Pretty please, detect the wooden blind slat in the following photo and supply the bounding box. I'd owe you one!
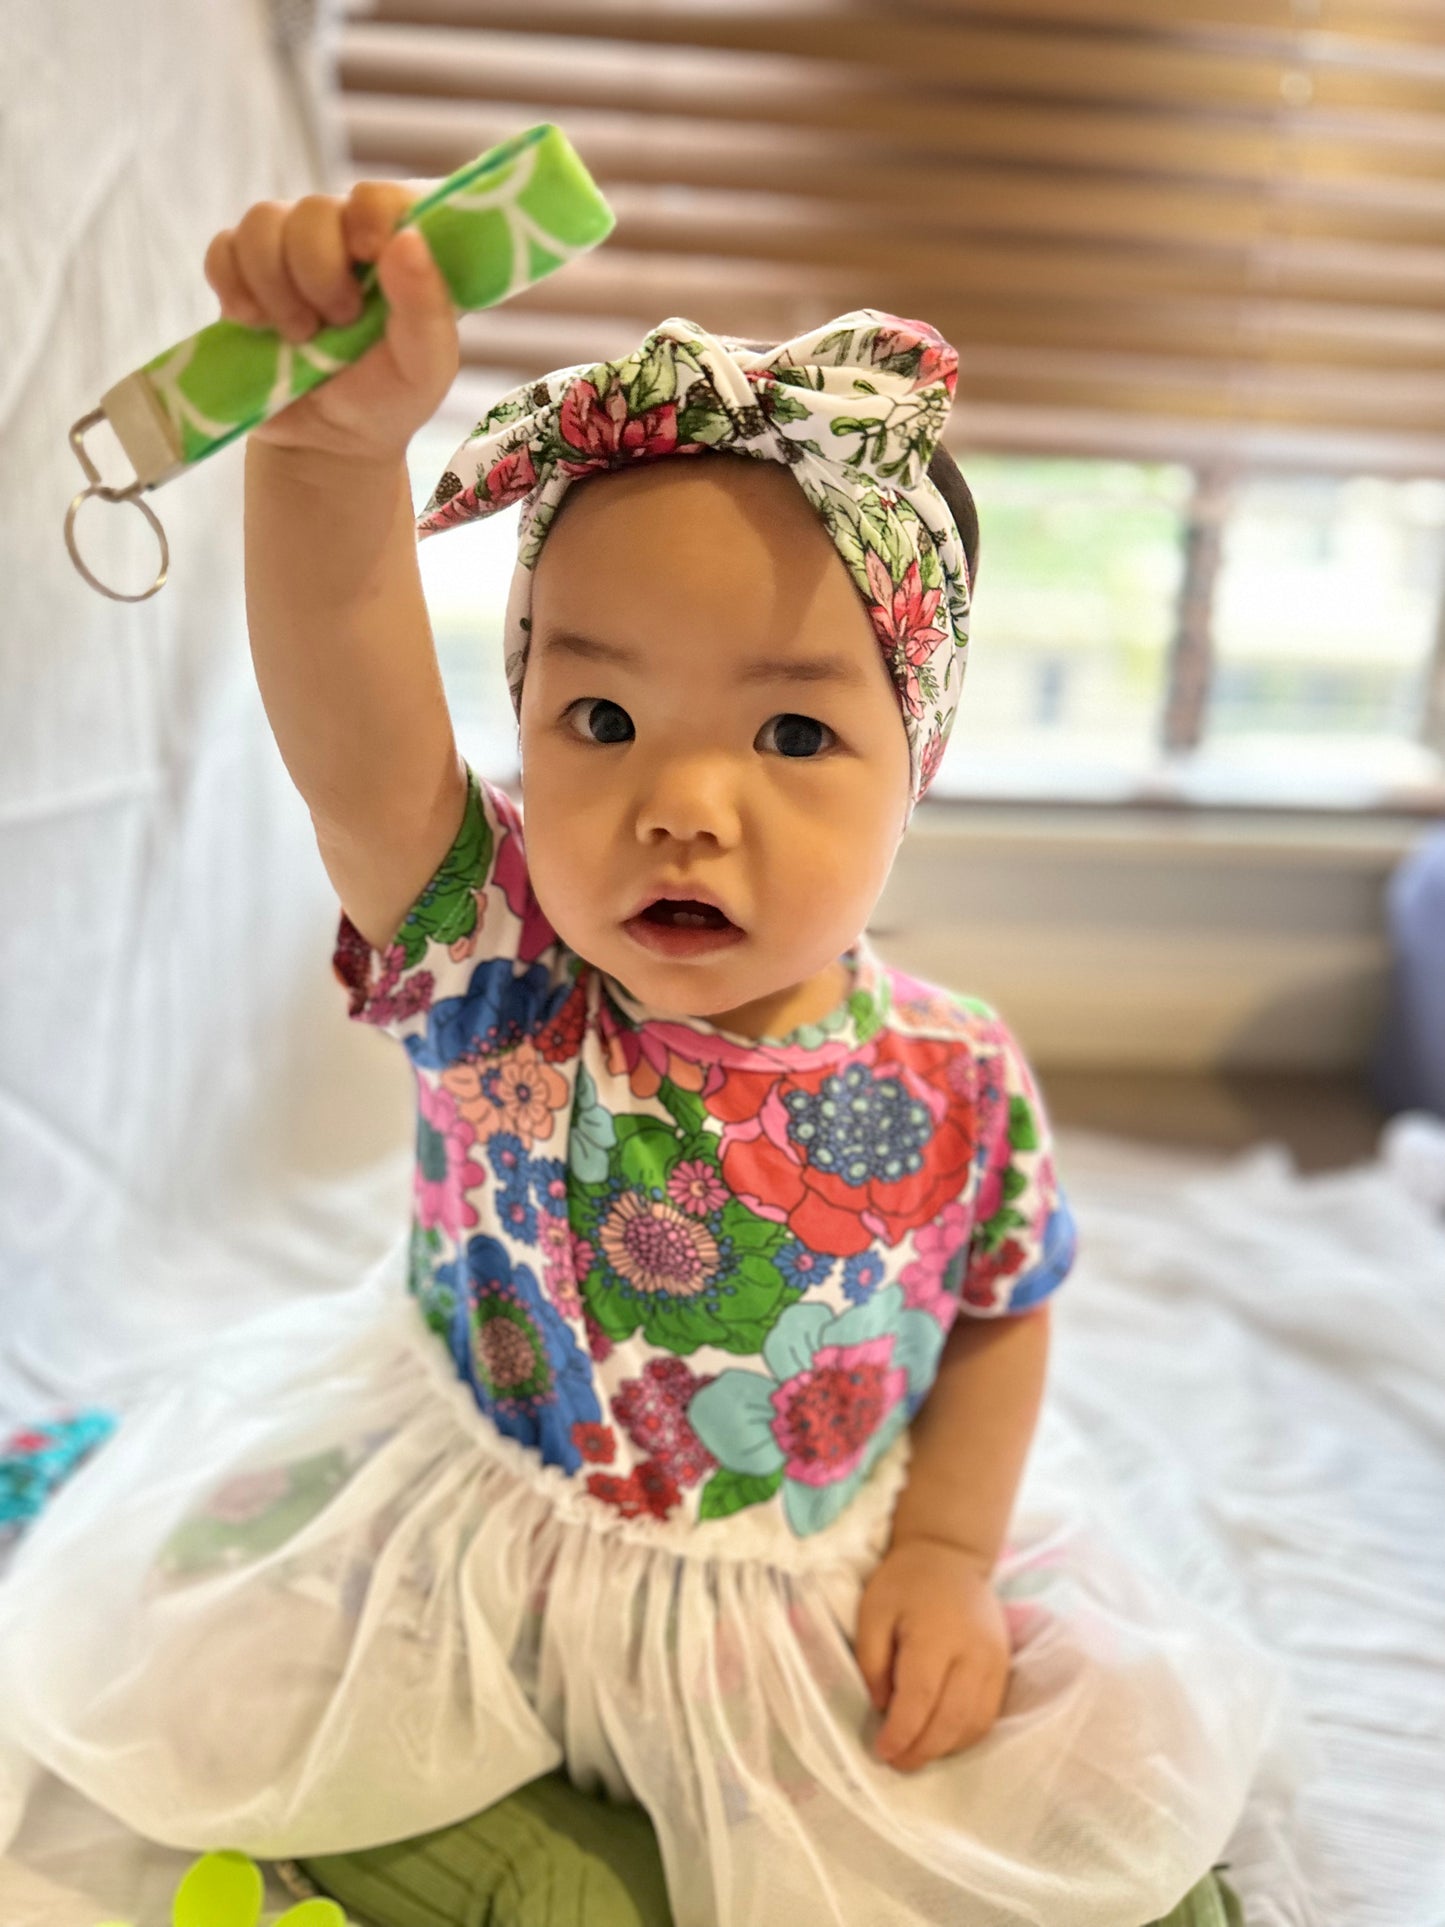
[339,26,1445,197]
[334,0,1445,469]
[349,4,1445,115]
[343,98,1445,254]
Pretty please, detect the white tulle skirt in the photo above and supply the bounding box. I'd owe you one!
[0,1228,1301,1927]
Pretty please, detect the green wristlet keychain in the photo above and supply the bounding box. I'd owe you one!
[64,122,614,602]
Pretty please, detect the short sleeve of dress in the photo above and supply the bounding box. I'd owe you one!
[958,1006,1079,1318]
[330,761,562,1049]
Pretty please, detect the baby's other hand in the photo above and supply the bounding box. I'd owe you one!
[853,1537,1012,1772]
[203,179,460,467]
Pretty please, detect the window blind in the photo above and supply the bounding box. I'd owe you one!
[335,0,1445,478]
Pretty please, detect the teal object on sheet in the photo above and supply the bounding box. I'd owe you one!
[286,1767,1244,1927]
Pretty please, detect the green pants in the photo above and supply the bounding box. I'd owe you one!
[277,1767,1246,1927]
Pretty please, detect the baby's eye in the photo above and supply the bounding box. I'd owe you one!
[759,713,835,759]
[565,697,633,745]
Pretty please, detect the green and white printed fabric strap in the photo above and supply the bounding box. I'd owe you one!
[131,125,613,474]
[414,311,972,820]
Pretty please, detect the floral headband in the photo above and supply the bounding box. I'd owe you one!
[414,309,971,821]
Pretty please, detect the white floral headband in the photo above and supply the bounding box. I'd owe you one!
[415,309,971,822]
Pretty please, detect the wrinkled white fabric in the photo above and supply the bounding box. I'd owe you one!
[0,1215,1297,1927]
[0,0,395,1423]
[9,1113,1445,1926]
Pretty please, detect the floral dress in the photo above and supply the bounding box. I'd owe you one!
[329,763,1079,1539]
[0,764,1293,1927]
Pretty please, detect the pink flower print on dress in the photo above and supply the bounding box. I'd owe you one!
[597,1192,722,1302]
[414,1078,485,1237]
[689,1285,944,1535]
[667,1159,728,1218]
[598,997,713,1105]
[898,1200,971,1321]
[770,1336,909,1489]
[489,785,560,966]
[611,1357,718,1489]
[538,1211,583,1320]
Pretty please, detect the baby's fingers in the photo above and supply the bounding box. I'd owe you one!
[222,200,324,343]
[888,1658,984,1772]
[852,1590,898,1715]
[281,194,367,329]
[341,178,430,264]
[203,226,267,328]
[874,1635,947,1766]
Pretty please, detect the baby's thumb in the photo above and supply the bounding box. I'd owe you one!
[375,226,459,392]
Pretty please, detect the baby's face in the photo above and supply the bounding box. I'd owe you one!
[516,454,911,1041]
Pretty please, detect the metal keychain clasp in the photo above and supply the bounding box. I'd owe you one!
[65,407,170,602]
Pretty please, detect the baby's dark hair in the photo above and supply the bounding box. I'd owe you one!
[926,443,980,591]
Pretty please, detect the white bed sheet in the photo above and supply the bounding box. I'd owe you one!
[1,1118,1442,1927]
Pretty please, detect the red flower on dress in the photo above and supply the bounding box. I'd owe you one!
[586,1459,682,1521]
[962,1235,1026,1310]
[570,1420,617,1464]
[534,977,588,1064]
[708,1036,978,1258]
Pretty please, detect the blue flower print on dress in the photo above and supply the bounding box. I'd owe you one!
[403,954,574,1072]
[686,1283,945,1536]
[488,1132,540,1243]
[774,1241,835,1294]
[440,1234,602,1474]
[840,1248,888,1305]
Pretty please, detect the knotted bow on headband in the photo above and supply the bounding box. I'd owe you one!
[414,309,971,820]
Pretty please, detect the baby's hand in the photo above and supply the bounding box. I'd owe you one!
[203,180,460,467]
[853,1537,1012,1772]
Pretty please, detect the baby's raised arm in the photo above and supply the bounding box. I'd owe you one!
[210,182,470,951]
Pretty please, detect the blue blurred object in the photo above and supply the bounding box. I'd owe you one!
[0,1408,117,1549]
[1370,824,1445,1121]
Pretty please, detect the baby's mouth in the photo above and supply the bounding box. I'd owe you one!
[638,899,736,930]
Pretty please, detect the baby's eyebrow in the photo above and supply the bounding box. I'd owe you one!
[539,627,869,689]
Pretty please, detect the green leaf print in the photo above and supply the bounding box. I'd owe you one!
[1008,1093,1039,1152]
[656,1078,707,1138]
[626,346,678,415]
[615,1115,679,1193]
[976,1205,1030,1252]
[760,382,811,424]
[393,776,492,970]
[571,1105,804,1355]
[717,1199,787,1255]
[674,399,736,447]
[1002,1166,1029,1203]
[698,1466,784,1521]
[850,988,883,1046]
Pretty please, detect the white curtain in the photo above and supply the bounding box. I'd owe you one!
[0,0,416,1427]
